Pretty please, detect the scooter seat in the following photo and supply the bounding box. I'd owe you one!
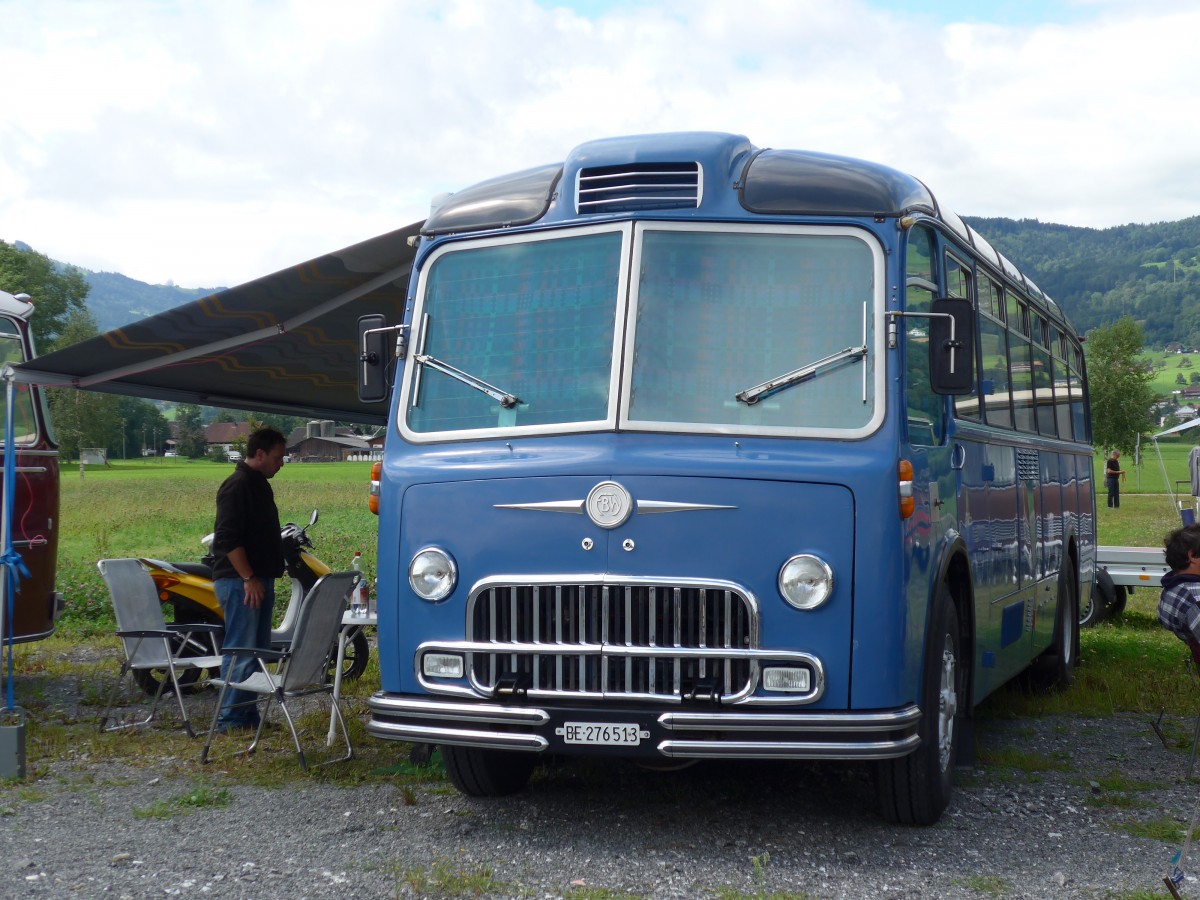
[172,562,214,579]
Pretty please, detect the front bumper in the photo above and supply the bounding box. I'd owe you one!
[367,693,921,760]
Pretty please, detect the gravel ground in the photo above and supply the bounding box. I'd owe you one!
[3,661,1200,899]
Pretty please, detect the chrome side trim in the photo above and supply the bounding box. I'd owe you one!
[635,500,736,514]
[0,448,59,457]
[494,500,585,514]
[495,498,736,516]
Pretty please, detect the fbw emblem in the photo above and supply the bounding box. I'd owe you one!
[585,481,633,529]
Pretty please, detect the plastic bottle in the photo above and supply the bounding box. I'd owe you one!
[350,552,365,616]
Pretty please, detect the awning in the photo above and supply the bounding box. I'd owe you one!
[11,221,423,425]
[1154,417,1200,439]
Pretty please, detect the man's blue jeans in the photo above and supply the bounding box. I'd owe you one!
[215,578,275,729]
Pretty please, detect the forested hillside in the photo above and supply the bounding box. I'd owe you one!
[965,216,1200,348]
[83,269,219,330]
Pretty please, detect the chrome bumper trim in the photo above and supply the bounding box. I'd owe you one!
[657,735,921,760]
[366,720,549,752]
[658,704,921,732]
[367,694,921,760]
[367,694,550,726]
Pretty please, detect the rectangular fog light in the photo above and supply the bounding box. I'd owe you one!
[423,653,464,678]
[763,667,811,692]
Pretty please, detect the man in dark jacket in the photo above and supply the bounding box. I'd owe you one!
[1158,524,1200,650]
[211,427,287,732]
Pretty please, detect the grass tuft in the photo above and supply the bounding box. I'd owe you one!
[133,786,231,819]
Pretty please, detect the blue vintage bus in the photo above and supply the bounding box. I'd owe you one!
[359,132,1094,824]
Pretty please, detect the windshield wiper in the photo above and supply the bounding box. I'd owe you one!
[735,344,867,406]
[414,354,522,409]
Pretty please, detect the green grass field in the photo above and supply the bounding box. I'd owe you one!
[1143,349,1200,398]
[56,458,377,624]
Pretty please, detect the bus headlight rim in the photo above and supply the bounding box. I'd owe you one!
[408,547,457,602]
[778,554,834,610]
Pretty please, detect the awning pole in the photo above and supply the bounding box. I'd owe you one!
[1,370,15,711]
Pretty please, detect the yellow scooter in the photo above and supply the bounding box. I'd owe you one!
[135,510,370,695]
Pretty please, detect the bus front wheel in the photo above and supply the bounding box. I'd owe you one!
[876,586,961,826]
[441,745,535,797]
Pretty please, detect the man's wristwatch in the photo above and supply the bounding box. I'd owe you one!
[242,576,254,584]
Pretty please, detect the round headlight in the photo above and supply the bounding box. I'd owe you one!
[408,547,457,601]
[778,555,834,610]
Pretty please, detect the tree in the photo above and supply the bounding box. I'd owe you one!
[45,309,120,461]
[174,403,207,458]
[1086,316,1156,453]
[114,397,170,460]
[0,240,89,344]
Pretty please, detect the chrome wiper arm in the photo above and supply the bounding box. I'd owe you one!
[414,354,522,409]
[735,344,868,406]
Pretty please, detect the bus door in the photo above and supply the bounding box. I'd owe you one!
[0,301,61,643]
[902,227,955,597]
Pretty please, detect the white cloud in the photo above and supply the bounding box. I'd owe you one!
[1,0,1198,288]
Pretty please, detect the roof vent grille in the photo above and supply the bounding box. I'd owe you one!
[576,162,701,214]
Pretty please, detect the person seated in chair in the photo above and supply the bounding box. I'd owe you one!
[1158,524,1200,653]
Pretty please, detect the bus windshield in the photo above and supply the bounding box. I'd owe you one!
[403,224,882,439]
[625,226,879,434]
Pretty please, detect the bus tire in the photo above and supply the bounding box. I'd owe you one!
[876,585,961,825]
[441,745,535,797]
[1079,576,1104,629]
[1027,571,1078,692]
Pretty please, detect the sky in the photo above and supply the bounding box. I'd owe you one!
[3,0,1199,289]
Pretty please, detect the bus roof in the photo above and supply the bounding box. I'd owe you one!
[421,131,1067,330]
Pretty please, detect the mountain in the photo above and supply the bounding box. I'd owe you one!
[964,215,1200,348]
[81,269,223,331]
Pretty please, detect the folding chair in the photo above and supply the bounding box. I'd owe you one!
[97,558,224,738]
[200,570,359,770]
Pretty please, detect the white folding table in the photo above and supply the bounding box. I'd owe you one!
[328,610,376,745]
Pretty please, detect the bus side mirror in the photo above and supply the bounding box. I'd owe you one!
[358,314,389,403]
[929,298,975,396]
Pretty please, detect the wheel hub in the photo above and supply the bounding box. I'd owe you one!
[937,636,957,771]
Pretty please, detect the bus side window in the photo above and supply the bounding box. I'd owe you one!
[1008,299,1037,434]
[904,226,944,446]
[977,276,1013,429]
[946,253,981,422]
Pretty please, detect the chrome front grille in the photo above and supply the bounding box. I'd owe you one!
[466,581,757,701]
[576,162,701,214]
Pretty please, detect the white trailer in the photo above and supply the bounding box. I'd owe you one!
[1083,544,1169,627]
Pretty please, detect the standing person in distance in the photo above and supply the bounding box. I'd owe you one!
[1105,449,1126,509]
[211,427,288,733]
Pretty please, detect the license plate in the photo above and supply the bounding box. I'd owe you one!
[558,722,643,746]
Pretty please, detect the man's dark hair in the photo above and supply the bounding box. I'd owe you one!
[1165,524,1200,571]
[246,427,286,459]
